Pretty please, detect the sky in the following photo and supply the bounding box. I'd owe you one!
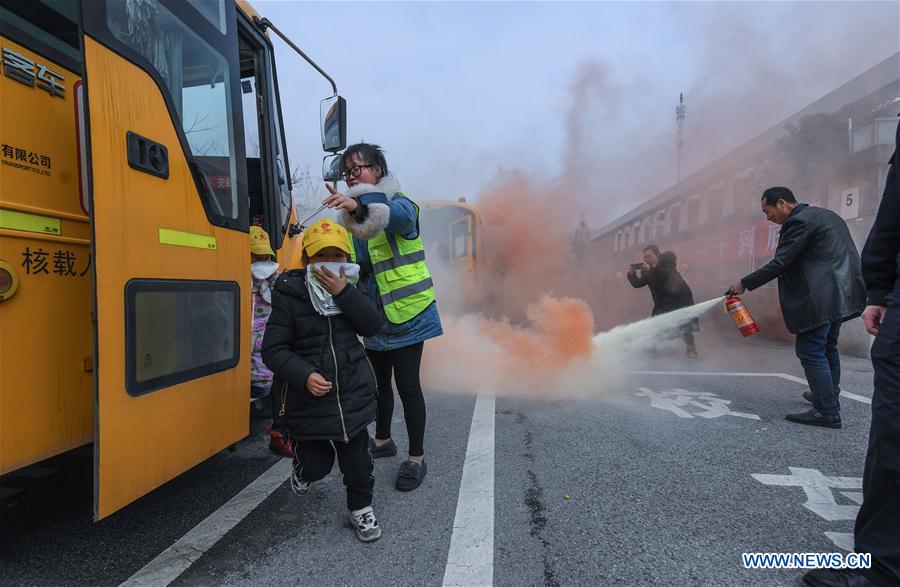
[259,0,899,227]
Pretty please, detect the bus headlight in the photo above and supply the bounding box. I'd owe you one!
[0,260,19,301]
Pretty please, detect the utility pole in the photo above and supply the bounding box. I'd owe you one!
[675,93,686,182]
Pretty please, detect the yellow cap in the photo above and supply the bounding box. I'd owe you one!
[250,226,275,256]
[303,219,350,257]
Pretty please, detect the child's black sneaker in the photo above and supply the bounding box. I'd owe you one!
[290,466,311,495]
[349,506,382,542]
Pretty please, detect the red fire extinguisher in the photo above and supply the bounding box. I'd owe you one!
[724,295,760,337]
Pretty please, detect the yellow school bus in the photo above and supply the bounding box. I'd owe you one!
[0,0,346,519]
[420,199,483,306]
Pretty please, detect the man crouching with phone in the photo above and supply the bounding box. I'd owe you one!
[626,245,661,306]
[627,244,699,359]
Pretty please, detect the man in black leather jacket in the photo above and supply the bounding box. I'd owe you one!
[728,187,865,429]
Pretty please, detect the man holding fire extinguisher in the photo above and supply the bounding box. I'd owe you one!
[727,187,866,429]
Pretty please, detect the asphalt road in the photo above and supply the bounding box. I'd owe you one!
[0,333,876,586]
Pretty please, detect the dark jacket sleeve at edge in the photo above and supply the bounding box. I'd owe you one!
[860,137,900,306]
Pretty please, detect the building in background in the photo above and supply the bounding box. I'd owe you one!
[590,53,899,355]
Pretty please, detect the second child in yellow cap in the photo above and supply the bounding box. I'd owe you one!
[249,223,291,457]
[250,225,276,259]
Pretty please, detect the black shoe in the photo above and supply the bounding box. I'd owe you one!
[395,459,426,492]
[803,390,813,403]
[803,568,875,587]
[785,408,841,429]
[368,437,397,458]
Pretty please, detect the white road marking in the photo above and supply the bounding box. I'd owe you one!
[628,371,872,405]
[840,491,864,505]
[753,467,862,551]
[752,467,862,521]
[636,387,760,420]
[825,532,855,552]
[443,394,495,587]
[120,458,292,587]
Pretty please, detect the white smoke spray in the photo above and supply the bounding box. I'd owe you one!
[591,297,723,355]
[423,297,725,399]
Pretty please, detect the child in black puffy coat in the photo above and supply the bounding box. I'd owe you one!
[262,219,383,542]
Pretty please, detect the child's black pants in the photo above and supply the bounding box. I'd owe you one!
[292,429,373,511]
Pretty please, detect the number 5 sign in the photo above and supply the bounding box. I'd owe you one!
[840,187,860,220]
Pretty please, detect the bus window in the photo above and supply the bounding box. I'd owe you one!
[186,0,227,35]
[237,15,291,248]
[451,217,469,258]
[268,59,291,244]
[105,0,243,228]
[239,38,265,226]
[258,37,291,246]
[126,280,239,396]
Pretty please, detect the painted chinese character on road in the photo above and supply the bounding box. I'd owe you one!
[635,387,760,420]
[752,466,862,551]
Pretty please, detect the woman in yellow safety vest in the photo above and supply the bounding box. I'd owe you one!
[322,143,442,492]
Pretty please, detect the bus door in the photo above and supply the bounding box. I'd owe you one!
[236,9,300,265]
[81,0,253,519]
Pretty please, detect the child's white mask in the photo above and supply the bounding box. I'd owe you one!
[251,260,279,303]
[306,262,361,316]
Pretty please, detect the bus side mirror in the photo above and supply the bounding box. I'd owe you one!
[323,154,343,182]
[320,96,346,152]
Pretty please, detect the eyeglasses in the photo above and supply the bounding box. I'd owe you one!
[341,165,375,181]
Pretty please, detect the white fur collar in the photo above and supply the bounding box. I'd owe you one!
[345,175,403,199]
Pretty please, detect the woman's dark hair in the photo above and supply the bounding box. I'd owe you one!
[342,143,389,178]
[761,187,797,206]
[643,244,660,256]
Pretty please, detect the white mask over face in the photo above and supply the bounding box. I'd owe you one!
[251,260,279,303]
[306,262,361,316]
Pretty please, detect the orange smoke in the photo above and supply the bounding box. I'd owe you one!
[422,61,659,393]
[423,295,594,397]
[476,172,580,320]
[480,296,593,368]
[468,62,627,322]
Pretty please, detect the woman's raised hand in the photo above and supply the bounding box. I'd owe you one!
[323,183,359,213]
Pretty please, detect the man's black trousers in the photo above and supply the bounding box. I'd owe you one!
[854,308,900,585]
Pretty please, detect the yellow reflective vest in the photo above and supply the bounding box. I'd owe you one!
[347,201,435,325]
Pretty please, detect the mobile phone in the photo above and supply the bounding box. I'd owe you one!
[630,263,644,270]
